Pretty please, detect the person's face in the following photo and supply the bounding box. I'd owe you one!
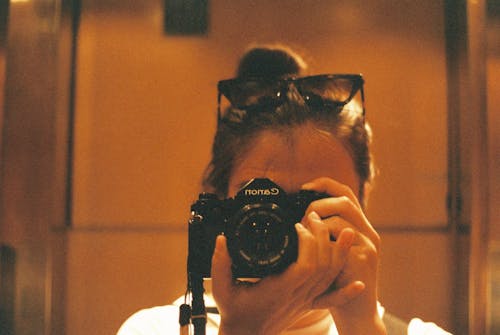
[227,123,361,198]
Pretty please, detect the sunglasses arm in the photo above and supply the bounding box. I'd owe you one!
[217,92,222,123]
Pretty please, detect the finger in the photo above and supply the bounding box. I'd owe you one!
[323,215,351,241]
[322,216,361,244]
[334,228,356,255]
[303,212,355,243]
[211,235,234,300]
[283,223,317,285]
[295,222,317,266]
[319,228,355,288]
[306,197,364,229]
[323,218,380,265]
[302,177,379,248]
[302,177,361,208]
[312,280,366,309]
[304,211,334,297]
[305,197,379,248]
[306,211,331,269]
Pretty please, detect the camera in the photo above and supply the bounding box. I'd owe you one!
[187,178,328,278]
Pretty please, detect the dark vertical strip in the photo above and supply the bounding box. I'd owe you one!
[0,0,8,47]
[0,245,15,335]
[444,1,469,334]
[65,0,81,227]
[444,0,468,231]
[0,0,9,225]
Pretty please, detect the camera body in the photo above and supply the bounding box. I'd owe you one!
[188,178,328,278]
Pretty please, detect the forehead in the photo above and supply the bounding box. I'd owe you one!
[228,125,359,196]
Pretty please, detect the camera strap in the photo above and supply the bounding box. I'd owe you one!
[179,272,207,335]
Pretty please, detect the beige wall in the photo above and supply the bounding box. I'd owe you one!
[0,51,4,147]
[73,0,449,229]
[487,12,500,332]
[69,1,454,334]
[0,1,6,168]
[488,55,500,241]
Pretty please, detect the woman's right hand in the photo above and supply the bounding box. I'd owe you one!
[211,211,364,335]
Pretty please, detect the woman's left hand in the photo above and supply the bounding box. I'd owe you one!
[302,177,386,335]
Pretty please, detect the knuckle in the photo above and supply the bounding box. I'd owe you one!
[300,231,315,244]
[372,233,381,250]
[342,185,355,197]
[318,260,331,274]
[341,196,356,210]
[297,261,316,275]
[315,221,329,236]
[339,195,351,203]
[306,201,321,213]
[361,242,379,260]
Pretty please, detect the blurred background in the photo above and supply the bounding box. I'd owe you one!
[0,0,498,334]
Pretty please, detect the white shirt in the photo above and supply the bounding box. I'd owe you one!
[117,296,452,335]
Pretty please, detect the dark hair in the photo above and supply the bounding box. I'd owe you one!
[236,45,307,78]
[202,44,374,205]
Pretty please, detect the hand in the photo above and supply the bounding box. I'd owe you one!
[302,177,386,335]
[211,211,364,335]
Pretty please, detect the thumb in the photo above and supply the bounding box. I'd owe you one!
[211,235,234,299]
[312,281,366,309]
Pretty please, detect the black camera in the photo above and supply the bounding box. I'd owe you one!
[187,178,328,278]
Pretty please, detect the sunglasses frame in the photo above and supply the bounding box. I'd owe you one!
[217,73,365,122]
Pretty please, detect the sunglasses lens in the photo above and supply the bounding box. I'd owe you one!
[221,79,282,109]
[298,76,359,107]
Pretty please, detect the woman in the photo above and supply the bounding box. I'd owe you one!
[117,45,451,335]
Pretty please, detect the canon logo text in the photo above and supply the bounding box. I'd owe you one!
[244,188,280,196]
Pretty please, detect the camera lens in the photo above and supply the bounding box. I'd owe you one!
[228,203,297,276]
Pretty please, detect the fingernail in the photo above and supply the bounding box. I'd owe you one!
[301,182,314,190]
[295,223,306,231]
[308,211,321,222]
[354,281,366,290]
[215,235,225,252]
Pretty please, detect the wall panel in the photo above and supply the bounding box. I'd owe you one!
[71,0,453,333]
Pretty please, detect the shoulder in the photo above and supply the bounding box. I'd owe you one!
[379,303,452,335]
[117,305,179,335]
[116,303,221,335]
[407,318,453,335]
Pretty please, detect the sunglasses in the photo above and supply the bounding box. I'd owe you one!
[217,74,365,122]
